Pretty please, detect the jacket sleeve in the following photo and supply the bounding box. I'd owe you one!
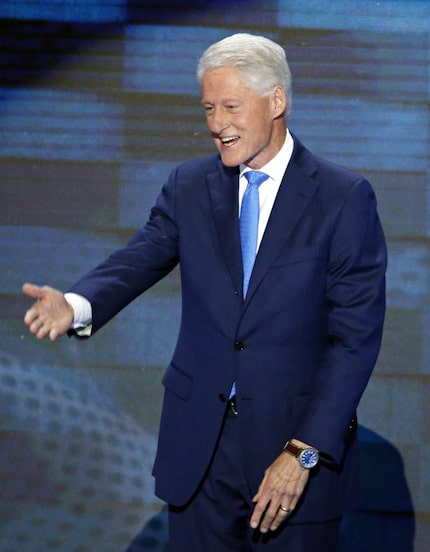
[67,170,180,334]
[293,176,387,465]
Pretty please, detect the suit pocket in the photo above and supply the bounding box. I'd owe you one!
[162,363,192,401]
[272,245,324,267]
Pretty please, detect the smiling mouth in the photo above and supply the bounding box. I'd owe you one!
[220,135,240,147]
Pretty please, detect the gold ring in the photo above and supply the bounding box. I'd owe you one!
[279,506,290,513]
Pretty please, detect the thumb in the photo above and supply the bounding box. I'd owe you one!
[22,283,46,299]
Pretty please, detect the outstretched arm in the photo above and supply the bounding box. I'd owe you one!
[23,283,74,341]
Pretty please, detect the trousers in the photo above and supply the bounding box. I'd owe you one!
[168,405,341,551]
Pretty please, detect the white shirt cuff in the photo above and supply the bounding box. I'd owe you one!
[64,292,93,336]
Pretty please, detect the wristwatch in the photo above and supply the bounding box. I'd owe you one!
[283,440,319,469]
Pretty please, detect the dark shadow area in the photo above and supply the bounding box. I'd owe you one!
[124,507,169,552]
[338,426,415,551]
[126,0,271,26]
[123,426,415,551]
[0,19,123,89]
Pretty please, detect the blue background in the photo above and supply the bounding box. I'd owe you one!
[0,1,428,550]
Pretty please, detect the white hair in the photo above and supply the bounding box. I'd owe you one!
[197,33,292,116]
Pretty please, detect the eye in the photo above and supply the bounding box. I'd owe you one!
[203,105,214,114]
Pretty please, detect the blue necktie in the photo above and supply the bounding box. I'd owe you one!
[240,170,268,298]
[229,170,267,401]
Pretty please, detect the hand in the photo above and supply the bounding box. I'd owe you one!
[250,450,310,533]
[23,283,74,341]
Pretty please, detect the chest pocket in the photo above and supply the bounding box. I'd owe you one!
[271,245,325,268]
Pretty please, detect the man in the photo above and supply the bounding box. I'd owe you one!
[23,33,387,551]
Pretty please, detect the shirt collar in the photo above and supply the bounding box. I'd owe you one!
[240,129,294,182]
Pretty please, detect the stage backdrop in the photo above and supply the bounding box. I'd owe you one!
[0,1,428,551]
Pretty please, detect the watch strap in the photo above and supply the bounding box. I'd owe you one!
[283,441,302,457]
[283,440,319,469]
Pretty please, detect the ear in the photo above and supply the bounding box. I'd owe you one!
[271,85,287,117]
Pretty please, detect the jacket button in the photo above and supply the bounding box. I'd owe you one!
[219,393,226,402]
[234,341,245,351]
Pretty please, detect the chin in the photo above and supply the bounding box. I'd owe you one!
[220,151,243,167]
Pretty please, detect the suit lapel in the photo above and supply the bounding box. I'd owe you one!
[207,161,243,294]
[206,141,320,303]
[245,144,319,302]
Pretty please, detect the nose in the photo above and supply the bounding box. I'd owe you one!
[208,107,229,135]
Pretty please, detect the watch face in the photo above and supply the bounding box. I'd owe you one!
[300,448,319,469]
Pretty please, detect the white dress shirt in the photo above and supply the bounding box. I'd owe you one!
[239,129,294,251]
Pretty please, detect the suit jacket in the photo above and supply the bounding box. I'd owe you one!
[69,134,387,523]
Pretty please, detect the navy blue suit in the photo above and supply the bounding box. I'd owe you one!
[69,135,386,526]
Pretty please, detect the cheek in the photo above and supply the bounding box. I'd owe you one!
[250,119,273,146]
[249,107,272,132]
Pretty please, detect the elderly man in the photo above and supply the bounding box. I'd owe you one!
[24,33,386,551]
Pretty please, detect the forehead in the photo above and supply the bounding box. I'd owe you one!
[201,66,255,100]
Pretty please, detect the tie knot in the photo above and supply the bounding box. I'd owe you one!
[244,170,268,188]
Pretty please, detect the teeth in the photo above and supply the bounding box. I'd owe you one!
[221,136,239,144]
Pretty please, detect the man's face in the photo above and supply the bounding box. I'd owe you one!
[201,66,285,169]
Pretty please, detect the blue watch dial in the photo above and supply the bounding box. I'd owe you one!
[300,448,319,468]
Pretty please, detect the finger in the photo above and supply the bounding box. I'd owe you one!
[29,319,40,334]
[24,307,38,326]
[22,283,45,299]
[250,497,269,529]
[30,317,60,341]
[268,507,291,532]
[250,474,268,528]
[31,319,47,339]
[36,321,56,341]
[48,327,59,342]
[27,311,48,337]
[36,322,48,339]
[258,501,283,533]
[28,313,47,333]
[250,506,264,530]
